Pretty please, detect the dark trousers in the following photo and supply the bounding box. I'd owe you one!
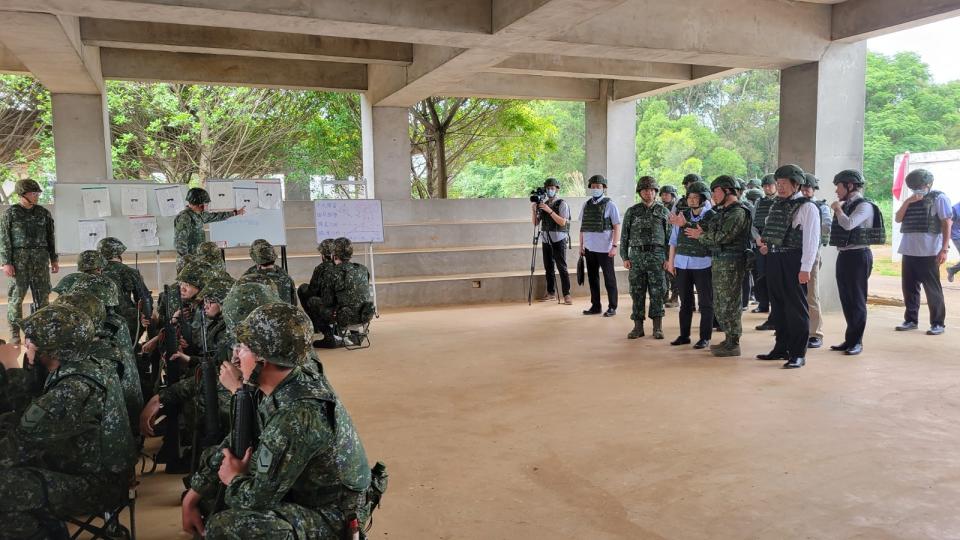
[836,249,872,346]
[902,254,946,326]
[585,249,618,311]
[768,250,809,358]
[741,271,753,308]
[676,267,713,341]
[949,239,960,274]
[753,250,769,310]
[542,238,571,296]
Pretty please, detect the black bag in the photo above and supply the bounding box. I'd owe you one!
[576,255,585,286]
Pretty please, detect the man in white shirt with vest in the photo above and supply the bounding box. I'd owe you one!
[579,174,622,317]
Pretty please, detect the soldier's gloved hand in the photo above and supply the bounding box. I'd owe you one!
[181,489,206,537]
[140,395,162,437]
[2,264,14,278]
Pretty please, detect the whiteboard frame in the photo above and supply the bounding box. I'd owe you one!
[208,179,288,248]
[313,199,385,244]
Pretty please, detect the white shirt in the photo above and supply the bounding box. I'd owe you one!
[835,193,875,251]
[787,192,821,273]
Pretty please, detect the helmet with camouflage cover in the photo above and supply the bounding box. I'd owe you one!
[185,187,211,205]
[686,181,711,202]
[586,174,607,187]
[177,261,210,289]
[802,173,820,190]
[905,168,934,190]
[774,164,806,185]
[682,173,703,187]
[55,291,106,327]
[710,175,738,191]
[235,272,279,295]
[197,241,225,268]
[745,188,764,203]
[659,185,678,196]
[235,302,312,367]
[222,283,281,331]
[23,304,96,356]
[318,238,335,259]
[15,178,42,196]
[77,250,106,273]
[249,239,277,265]
[636,176,659,193]
[68,273,120,307]
[97,237,127,260]
[333,237,353,261]
[197,276,234,304]
[761,173,776,186]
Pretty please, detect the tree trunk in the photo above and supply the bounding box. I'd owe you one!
[435,128,448,199]
[198,107,213,184]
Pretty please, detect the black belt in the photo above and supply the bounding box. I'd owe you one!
[630,245,664,252]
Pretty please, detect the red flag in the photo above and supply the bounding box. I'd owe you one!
[892,152,910,200]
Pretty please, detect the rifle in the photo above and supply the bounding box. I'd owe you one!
[155,285,184,466]
[212,382,257,514]
[192,307,223,473]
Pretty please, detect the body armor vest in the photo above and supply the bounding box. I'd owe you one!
[625,202,669,247]
[540,198,570,234]
[762,197,811,249]
[829,198,886,247]
[753,197,775,233]
[812,200,831,246]
[900,191,944,234]
[712,202,752,258]
[676,209,716,258]
[580,197,613,233]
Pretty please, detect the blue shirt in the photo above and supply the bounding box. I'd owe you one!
[669,211,711,270]
[951,202,960,241]
[898,192,952,257]
[579,197,622,253]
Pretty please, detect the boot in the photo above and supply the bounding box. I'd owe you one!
[712,336,741,357]
[627,320,644,339]
[664,291,680,308]
[710,337,728,351]
[652,317,664,339]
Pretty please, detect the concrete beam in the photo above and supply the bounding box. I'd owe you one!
[0,43,28,74]
[99,48,367,91]
[488,54,695,83]
[611,67,743,102]
[586,81,637,209]
[434,73,600,101]
[0,11,101,93]
[832,0,960,41]
[80,18,412,65]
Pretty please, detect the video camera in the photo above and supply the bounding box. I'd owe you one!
[529,187,547,204]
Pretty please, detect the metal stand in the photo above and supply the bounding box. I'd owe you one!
[527,222,542,305]
[367,243,379,317]
[280,245,288,272]
[155,250,161,291]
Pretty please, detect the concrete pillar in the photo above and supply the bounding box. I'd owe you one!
[585,81,637,211]
[361,94,411,201]
[51,93,112,183]
[778,41,867,311]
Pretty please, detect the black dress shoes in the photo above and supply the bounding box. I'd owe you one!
[783,357,805,369]
[755,321,776,331]
[583,308,601,315]
[670,337,691,346]
[756,351,787,361]
[750,307,769,313]
[603,308,617,317]
[844,343,863,355]
[693,339,710,349]
[807,337,823,348]
[829,343,850,351]
[895,321,918,331]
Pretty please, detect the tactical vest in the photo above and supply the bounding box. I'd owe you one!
[753,197,775,233]
[900,191,944,234]
[762,197,811,249]
[540,198,571,234]
[812,200,831,246]
[712,202,753,259]
[829,198,886,247]
[580,197,613,233]
[625,202,668,248]
[676,209,716,258]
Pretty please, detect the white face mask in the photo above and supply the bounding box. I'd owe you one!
[911,188,929,197]
[546,188,557,198]
[591,188,604,198]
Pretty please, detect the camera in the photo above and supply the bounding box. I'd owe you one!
[529,187,547,204]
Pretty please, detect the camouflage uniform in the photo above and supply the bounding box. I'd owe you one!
[243,240,297,306]
[0,305,135,538]
[99,237,154,342]
[0,180,57,342]
[621,178,670,339]
[174,189,237,266]
[191,304,374,539]
[299,239,337,332]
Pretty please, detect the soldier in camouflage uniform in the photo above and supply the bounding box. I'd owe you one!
[681,176,752,357]
[658,185,681,307]
[1,179,59,344]
[174,187,244,267]
[329,238,374,337]
[243,239,297,306]
[622,177,671,340]
[299,238,337,344]
[183,302,376,539]
[0,304,135,539]
[736,179,757,311]
[98,237,154,343]
[51,249,106,296]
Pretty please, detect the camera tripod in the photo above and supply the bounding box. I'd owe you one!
[527,219,562,306]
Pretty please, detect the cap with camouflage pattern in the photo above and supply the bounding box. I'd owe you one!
[249,239,277,265]
[222,282,282,332]
[77,250,106,273]
[55,291,106,327]
[23,304,96,355]
[235,302,312,367]
[97,237,127,260]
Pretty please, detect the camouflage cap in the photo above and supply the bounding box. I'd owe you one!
[586,174,607,187]
[197,276,234,304]
[15,178,42,196]
[710,175,738,191]
[55,291,106,327]
[23,304,96,355]
[774,164,806,184]
[636,176,659,193]
[222,282,282,332]
[68,273,121,307]
[235,302,312,367]
[177,261,210,288]
[249,239,277,265]
[235,272,279,296]
[682,173,703,187]
[318,238,336,258]
[744,188,764,202]
[186,187,211,205]
[97,237,127,260]
[333,237,353,261]
[761,173,776,186]
[77,250,106,273]
[905,168,934,190]
[833,169,865,186]
[802,173,820,190]
[659,185,678,195]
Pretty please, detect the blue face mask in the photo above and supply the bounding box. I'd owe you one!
[591,188,604,198]
[546,188,557,198]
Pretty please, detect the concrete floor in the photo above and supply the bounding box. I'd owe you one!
[116,294,960,540]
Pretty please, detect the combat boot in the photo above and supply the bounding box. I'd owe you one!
[712,336,741,357]
[710,337,729,351]
[652,317,664,339]
[627,320,644,339]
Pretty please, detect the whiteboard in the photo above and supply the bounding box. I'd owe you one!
[314,199,384,244]
[208,179,288,247]
[54,182,182,254]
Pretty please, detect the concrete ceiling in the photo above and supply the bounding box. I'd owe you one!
[0,0,958,104]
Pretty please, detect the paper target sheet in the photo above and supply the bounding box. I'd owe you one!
[81,187,111,218]
[120,186,148,216]
[129,215,159,248]
[155,185,183,217]
[78,219,107,250]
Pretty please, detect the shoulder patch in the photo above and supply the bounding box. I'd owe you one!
[256,445,274,473]
[20,404,48,429]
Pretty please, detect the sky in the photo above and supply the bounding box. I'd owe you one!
[867,16,960,83]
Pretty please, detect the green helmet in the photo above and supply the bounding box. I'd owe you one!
[186,187,211,205]
[802,173,820,190]
[774,164,806,185]
[97,237,127,260]
[682,174,703,187]
[318,238,335,259]
[543,177,560,188]
[686,181,710,199]
[235,272,279,295]
[77,250,106,273]
[761,174,776,186]
[249,239,277,265]
[23,304,96,355]
[586,174,607,187]
[905,169,934,190]
[747,178,761,189]
[55,291,106,327]
[15,178,42,196]
[235,303,312,367]
[333,237,353,261]
[659,185,678,196]
[710,175,738,191]
[734,178,745,191]
[177,261,210,289]
[636,176,659,193]
[745,188,764,202]
[222,283,281,332]
[68,273,120,307]
[833,169,865,186]
[197,276,234,304]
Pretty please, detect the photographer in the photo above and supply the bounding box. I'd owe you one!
[532,178,572,304]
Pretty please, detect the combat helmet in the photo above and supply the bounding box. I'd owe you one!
[774,164,806,184]
[197,241,225,268]
[318,238,335,259]
[235,272,279,295]
[682,173,703,187]
[686,181,711,205]
[744,188,764,203]
[761,174,776,186]
[235,302,312,367]
[97,237,127,260]
[586,174,607,187]
[15,178,42,196]
[636,176,659,193]
[68,273,120,307]
[710,175,739,191]
[55,291,106,327]
[833,169,865,187]
[543,177,560,188]
[249,239,277,265]
[222,283,281,332]
[659,185,678,196]
[333,237,353,261]
[197,276,234,305]
[77,250,106,273]
[747,178,762,189]
[905,169,934,190]
[802,173,820,190]
[177,261,210,289]
[23,304,96,356]
[185,187,211,205]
